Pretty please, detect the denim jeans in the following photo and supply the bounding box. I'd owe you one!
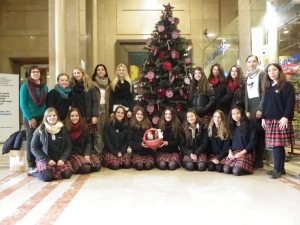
[23,117,43,168]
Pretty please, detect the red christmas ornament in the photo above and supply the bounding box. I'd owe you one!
[151,47,155,52]
[157,88,166,98]
[158,51,165,59]
[181,84,185,88]
[166,15,169,18]
[147,62,150,65]
[142,97,145,101]
[146,39,152,45]
[175,75,178,79]
[163,3,174,11]
[158,25,165,32]
[164,34,168,39]
[185,57,191,63]
[147,104,155,113]
[150,79,153,82]
[147,71,154,80]
[168,17,174,23]
[162,62,172,71]
[175,105,183,113]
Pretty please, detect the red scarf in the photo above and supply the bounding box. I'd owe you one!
[69,122,82,141]
[209,78,219,87]
[27,78,46,106]
[229,80,238,93]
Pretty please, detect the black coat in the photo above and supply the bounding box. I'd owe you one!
[103,122,128,156]
[71,134,93,156]
[180,123,208,156]
[2,130,26,154]
[127,127,155,157]
[31,125,72,163]
[189,85,215,117]
[157,126,180,153]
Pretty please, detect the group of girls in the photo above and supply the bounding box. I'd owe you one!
[20,63,134,182]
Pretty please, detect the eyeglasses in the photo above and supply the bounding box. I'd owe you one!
[31,70,40,73]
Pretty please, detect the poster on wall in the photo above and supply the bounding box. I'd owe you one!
[0,74,19,143]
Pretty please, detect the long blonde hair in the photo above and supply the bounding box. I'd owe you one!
[69,66,94,92]
[207,110,228,140]
[111,63,132,92]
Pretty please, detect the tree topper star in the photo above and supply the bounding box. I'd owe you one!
[163,3,174,11]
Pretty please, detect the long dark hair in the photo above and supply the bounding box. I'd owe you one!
[64,107,89,135]
[228,106,250,138]
[227,65,245,98]
[92,64,111,83]
[208,63,227,88]
[263,63,286,93]
[158,107,181,138]
[130,107,151,130]
[182,110,202,146]
[189,67,211,98]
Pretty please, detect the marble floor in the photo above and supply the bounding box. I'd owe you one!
[0,162,300,225]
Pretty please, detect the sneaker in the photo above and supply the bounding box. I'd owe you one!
[27,167,36,176]
[269,170,281,179]
[267,169,286,175]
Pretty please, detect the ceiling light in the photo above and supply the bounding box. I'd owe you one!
[207,33,215,37]
[283,30,289,34]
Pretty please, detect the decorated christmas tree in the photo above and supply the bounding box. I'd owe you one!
[134,3,193,124]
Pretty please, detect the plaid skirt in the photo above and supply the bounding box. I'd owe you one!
[183,154,207,163]
[224,150,254,173]
[36,160,73,180]
[156,152,182,166]
[68,154,101,173]
[208,154,226,164]
[85,121,97,134]
[131,155,155,166]
[102,152,131,167]
[265,119,294,147]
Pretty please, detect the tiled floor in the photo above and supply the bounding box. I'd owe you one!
[0,163,300,224]
[1,143,300,225]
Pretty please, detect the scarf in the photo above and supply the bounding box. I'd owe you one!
[229,80,238,93]
[209,78,219,87]
[45,121,64,140]
[246,68,260,79]
[27,77,46,106]
[164,121,173,132]
[54,84,72,100]
[95,76,109,89]
[72,81,85,93]
[69,122,82,141]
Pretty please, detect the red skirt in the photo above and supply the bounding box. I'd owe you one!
[85,121,98,134]
[265,119,294,147]
[208,154,226,164]
[102,152,131,167]
[35,160,73,180]
[183,154,207,163]
[131,155,155,166]
[156,152,182,167]
[224,150,254,173]
[68,154,101,173]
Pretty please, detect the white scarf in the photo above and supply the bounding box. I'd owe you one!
[44,121,64,140]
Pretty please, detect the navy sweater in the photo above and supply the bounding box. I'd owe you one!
[230,123,256,152]
[262,82,295,120]
[207,127,230,161]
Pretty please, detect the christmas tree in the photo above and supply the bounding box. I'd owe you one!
[134,3,193,124]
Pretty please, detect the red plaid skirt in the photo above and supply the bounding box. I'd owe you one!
[102,152,131,167]
[265,119,294,147]
[156,152,182,166]
[85,121,97,134]
[183,154,207,163]
[208,154,226,164]
[68,154,101,173]
[131,155,155,166]
[224,150,254,173]
[35,160,73,180]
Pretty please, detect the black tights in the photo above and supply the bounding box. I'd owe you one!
[135,163,154,171]
[77,163,101,174]
[184,161,207,171]
[108,162,131,170]
[33,169,72,182]
[273,146,285,172]
[207,162,224,172]
[223,165,244,176]
[157,160,178,170]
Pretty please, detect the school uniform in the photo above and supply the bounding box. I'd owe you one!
[155,123,181,167]
[128,127,155,167]
[224,123,256,173]
[181,122,208,163]
[102,121,131,166]
[207,126,230,164]
[68,134,101,173]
